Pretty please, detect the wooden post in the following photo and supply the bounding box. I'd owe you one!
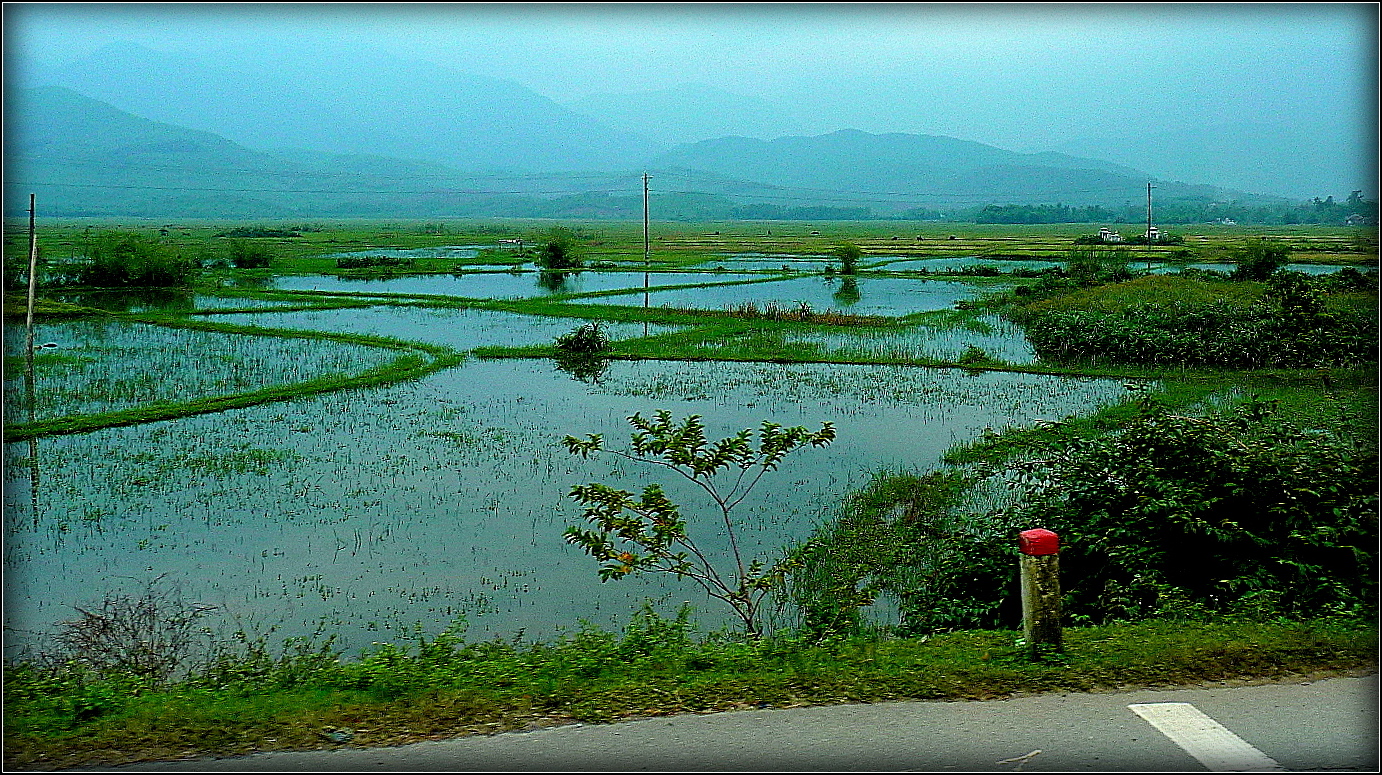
[1018,528,1062,656]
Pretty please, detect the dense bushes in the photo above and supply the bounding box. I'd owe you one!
[79,232,198,288]
[225,239,273,269]
[1006,397,1377,623]
[797,397,1377,636]
[1019,271,1377,368]
[536,227,584,271]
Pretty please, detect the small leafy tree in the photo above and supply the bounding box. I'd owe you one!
[1229,238,1291,280]
[563,411,836,637]
[832,242,862,275]
[537,227,584,271]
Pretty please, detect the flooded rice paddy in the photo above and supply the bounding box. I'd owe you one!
[269,271,764,299]
[4,357,1132,655]
[780,315,1039,364]
[5,265,1146,656]
[3,319,398,423]
[223,306,683,352]
[581,275,987,316]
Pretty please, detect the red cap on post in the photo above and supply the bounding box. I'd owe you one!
[1019,528,1059,556]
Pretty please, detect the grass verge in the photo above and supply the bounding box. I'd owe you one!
[2,617,1373,771]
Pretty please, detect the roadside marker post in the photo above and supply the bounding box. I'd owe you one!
[1018,528,1062,656]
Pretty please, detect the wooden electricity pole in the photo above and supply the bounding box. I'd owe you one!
[643,173,651,334]
[25,194,39,422]
[25,194,39,357]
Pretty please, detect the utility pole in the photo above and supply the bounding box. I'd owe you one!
[642,172,651,268]
[26,194,39,357]
[642,173,651,332]
[25,194,41,523]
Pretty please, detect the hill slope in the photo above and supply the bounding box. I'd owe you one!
[32,42,657,175]
[649,130,1269,210]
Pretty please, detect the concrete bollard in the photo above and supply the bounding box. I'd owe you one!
[1018,528,1063,656]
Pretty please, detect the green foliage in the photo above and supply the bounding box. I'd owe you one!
[1063,246,1133,286]
[80,232,199,288]
[1018,272,1377,368]
[791,470,1022,638]
[536,227,584,271]
[1229,238,1292,280]
[831,242,862,275]
[1006,396,1378,623]
[554,321,611,355]
[214,227,301,238]
[552,322,614,383]
[563,411,836,636]
[224,239,274,269]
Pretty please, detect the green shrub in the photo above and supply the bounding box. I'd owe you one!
[1007,397,1378,623]
[1230,238,1292,280]
[80,232,198,288]
[554,322,610,355]
[536,227,584,271]
[225,240,273,269]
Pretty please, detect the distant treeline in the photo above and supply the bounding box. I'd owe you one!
[12,180,1376,225]
[727,204,873,220]
[963,192,1377,226]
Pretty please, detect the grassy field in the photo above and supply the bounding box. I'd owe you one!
[2,218,1377,769]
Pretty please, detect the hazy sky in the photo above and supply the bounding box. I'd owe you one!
[6,2,1378,154]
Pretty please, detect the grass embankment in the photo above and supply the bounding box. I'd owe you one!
[2,617,1373,771]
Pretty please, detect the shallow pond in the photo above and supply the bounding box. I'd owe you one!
[580,276,991,317]
[781,315,1039,365]
[47,290,318,314]
[868,256,1062,272]
[4,358,1135,655]
[323,245,491,261]
[224,306,682,352]
[269,272,762,299]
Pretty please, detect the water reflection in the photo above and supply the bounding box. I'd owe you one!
[537,271,578,294]
[51,289,197,314]
[553,353,612,384]
[831,276,861,307]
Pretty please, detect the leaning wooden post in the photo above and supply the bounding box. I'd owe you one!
[1018,528,1063,656]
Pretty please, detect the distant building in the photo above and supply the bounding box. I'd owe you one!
[1345,213,1374,227]
[1098,227,1123,243]
[1146,226,1161,242]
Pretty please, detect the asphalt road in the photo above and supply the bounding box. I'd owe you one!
[78,674,1377,772]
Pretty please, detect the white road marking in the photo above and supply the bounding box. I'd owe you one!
[1129,702,1284,772]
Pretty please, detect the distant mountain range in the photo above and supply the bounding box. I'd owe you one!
[5,43,1295,219]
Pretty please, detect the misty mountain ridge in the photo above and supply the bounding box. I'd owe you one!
[8,82,1283,219]
[23,42,1351,202]
[33,41,657,174]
